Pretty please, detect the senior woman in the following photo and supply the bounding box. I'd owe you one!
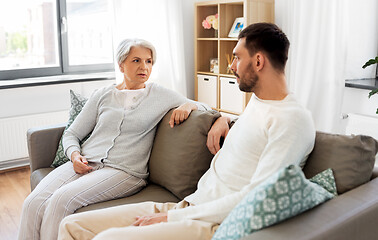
[18,38,209,240]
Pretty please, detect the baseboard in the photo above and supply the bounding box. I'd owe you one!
[0,158,30,172]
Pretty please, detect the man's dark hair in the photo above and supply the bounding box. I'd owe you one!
[238,23,290,72]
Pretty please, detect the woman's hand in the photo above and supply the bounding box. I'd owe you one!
[71,151,93,174]
[132,213,168,226]
[207,116,230,155]
[169,102,198,128]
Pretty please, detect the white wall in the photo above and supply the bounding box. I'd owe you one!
[0,80,114,120]
[344,0,378,80]
[341,87,378,133]
[1,0,376,131]
[342,88,377,118]
[0,79,114,168]
[182,0,196,99]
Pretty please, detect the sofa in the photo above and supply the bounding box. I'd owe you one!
[27,109,378,240]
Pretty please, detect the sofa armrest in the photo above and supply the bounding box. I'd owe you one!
[27,123,66,172]
[371,166,378,179]
[242,177,378,240]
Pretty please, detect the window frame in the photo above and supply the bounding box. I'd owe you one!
[0,0,114,81]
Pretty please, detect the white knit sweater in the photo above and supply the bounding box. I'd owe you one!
[63,83,209,179]
[168,93,316,223]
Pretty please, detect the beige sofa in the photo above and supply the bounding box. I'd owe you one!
[27,109,378,240]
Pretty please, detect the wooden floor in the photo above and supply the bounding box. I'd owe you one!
[0,167,31,240]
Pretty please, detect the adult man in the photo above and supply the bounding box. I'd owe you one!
[58,23,315,240]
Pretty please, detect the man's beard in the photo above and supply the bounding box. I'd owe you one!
[234,63,259,92]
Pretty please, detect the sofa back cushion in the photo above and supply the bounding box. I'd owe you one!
[149,109,221,199]
[303,132,378,194]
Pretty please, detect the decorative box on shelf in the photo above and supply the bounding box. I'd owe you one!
[197,74,217,109]
[220,77,244,114]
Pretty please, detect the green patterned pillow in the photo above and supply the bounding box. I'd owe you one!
[309,168,338,196]
[212,165,336,240]
[51,90,88,167]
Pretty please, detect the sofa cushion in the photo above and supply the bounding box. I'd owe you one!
[303,132,378,194]
[212,165,336,240]
[76,184,180,213]
[51,90,89,167]
[149,109,221,199]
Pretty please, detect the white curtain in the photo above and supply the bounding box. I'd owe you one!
[344,0,378,80]
[111,0,188,96]
[276,0,378,133]
[276,0,349,133]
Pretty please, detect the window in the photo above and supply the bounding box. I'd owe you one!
[0,0,113,80]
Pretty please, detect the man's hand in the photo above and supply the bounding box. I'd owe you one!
[71,151,93,174]
[169,102,197,128]
[207,116,231,155]
[132,213,168,226]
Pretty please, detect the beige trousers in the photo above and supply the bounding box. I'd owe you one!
[58,201,218,240]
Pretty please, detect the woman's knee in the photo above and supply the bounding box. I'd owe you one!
[48,188,85,215]
[21,192,46,216]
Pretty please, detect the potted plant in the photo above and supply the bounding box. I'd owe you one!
[362,56,378,114]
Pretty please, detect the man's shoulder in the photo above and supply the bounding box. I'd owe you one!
[261,99,314,132]
[277,103,313,125]
[275,95,312,118]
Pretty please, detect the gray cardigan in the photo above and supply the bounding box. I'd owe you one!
[63,83,208,179]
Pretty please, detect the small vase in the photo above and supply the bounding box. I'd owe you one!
[214,30,218,38]
[226,64,232,74]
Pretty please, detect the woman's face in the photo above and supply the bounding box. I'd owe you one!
[119,46,153,89]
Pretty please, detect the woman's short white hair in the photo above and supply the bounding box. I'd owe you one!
[116,38,156,66]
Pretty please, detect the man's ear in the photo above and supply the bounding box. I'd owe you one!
[255,53,265,72]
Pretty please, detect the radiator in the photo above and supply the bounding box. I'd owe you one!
[0,111,68,165]
[345,113,378,140]
[345,113,378,166]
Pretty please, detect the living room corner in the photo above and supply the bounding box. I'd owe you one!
[1,0,377,239]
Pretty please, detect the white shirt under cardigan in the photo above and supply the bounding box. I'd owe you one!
[168,93,316,224]
[62,83,209,179]
[118,88,145,110]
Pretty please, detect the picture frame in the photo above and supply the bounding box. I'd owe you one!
[228,17,245,38]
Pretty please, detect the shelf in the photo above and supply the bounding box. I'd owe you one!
[195,0,274,113]
[196,5,218,38]
[197,71,218,76]
[345,78,378,90]
[197,38,218,41]
[197,41,218,73]
[219,74,236,78]
[0,71,115,90]
[196,72,236,79]
[219,3,243,38]
[219,38,238,41]
[220,41,237,74]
